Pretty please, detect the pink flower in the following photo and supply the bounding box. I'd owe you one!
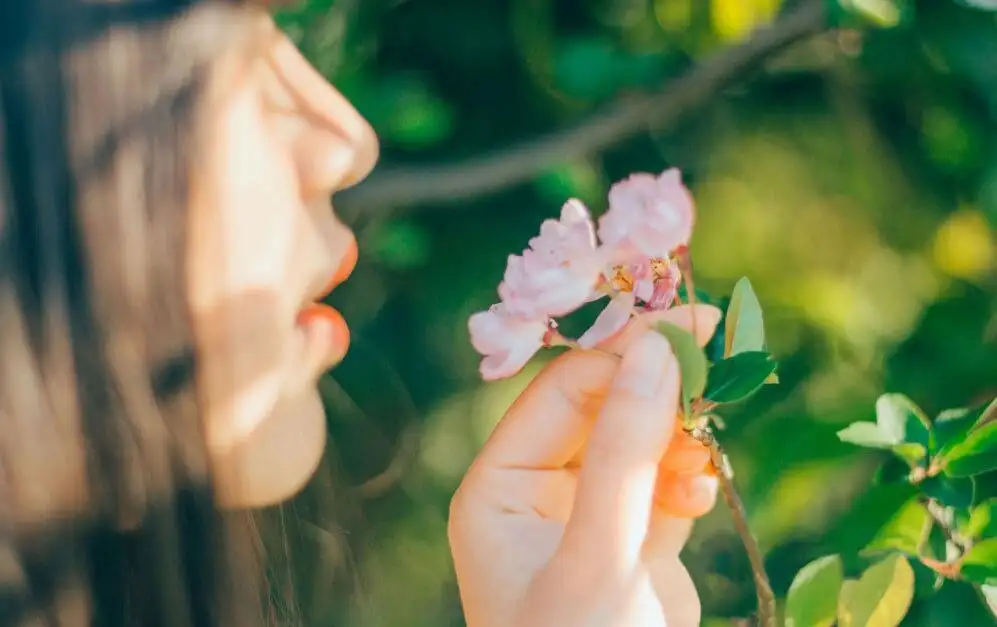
[469,167,696,380]
[498,199,603,318]
[642,257,681,310]
[598,168,695,260]
[576,257,680,347]
[577,296,633,348]
[468,303,550,380]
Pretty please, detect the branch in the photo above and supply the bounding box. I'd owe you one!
[707,440,777,627]
[922,498,972,554]
[337,0,830,214]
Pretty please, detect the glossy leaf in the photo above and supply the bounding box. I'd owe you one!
[829,486,919,555]
[940,419,997,477]
[981,584,997,621]
[704,351,777,405]
[919,474,975,509]
[724,277,765,357]
[960,539,997,586]
[963,499,997,541]
[838,422,899,449]
[831,0,913,28]
[837,554,915,627]
[838,395,932,462]
[863,498,928,557]
[876,394,931,456]
[956,0,997,11]
[676,283,720,307]
[935,398,995,455]
[933,405,985,455]
[786,555,844,627]
[874,456,912,485]
[655,321,708,416]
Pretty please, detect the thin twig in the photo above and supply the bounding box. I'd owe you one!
[707,439,776,627]
[920,498,972,555]
[678,248,700,344]
[337,0,829,214]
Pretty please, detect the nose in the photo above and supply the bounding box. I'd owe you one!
[271,35,379,198]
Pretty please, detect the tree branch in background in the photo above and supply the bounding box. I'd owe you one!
[337,0,830,215]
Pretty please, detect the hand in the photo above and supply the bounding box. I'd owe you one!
[449,304,722,627]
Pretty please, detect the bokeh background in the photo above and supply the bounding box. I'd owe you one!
[266,0,997,624]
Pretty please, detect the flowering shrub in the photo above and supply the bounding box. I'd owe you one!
[469,168,692,381]
[468,168,997,627]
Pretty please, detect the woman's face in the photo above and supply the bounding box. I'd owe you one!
[188,15,377,508]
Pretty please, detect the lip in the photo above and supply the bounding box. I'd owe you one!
[295,238,359,369]
[297,303,351,367]
[316,238,359,301]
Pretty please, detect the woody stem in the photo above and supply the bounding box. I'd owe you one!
[706,438,776,627]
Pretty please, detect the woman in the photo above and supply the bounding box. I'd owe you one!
[0,1,719,626]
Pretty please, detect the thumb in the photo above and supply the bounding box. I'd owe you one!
[558,330,680,574]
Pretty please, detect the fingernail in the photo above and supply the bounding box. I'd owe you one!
[614,332,675,398]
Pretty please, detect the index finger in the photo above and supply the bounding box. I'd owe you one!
[472,304,721,471]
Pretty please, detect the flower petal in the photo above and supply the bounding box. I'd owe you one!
[577,293,635,348]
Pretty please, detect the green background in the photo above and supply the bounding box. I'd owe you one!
[267,0,997,624]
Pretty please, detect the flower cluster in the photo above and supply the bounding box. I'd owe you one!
[469,168,696,380]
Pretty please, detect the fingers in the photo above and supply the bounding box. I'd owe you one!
[598,304,721,355]
[655,473,718,518]
[472,350,618,470]
[659,425,712,474]
[468,304,720,473]
[558,331,680,571]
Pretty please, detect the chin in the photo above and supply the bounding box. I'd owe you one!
[211,388,328,509]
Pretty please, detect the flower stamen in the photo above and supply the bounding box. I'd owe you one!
[609,265,636,293]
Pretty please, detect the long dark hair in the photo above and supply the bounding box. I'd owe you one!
[0,1,270,625]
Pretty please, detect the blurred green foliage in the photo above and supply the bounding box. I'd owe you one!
[270,0,997,624]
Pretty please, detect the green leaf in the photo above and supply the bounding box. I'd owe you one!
[874,456,913,485]
[933,406,985,456]
[960,539,997,586]
[829,485,919,554]
[837,554,916,627]
[934,398,996,456]
[838,422,899,449]
[876,394,931,456]
[963,499,997,541]
[724,277,765,357]
[830,0,913,29]
[919,474,976,509]
[956,0,997,11]
[654,321,708,415]
[863,498,928,557]
[981,584,997,621]
[837,395,932,462]
[676,283,720,307]
[786,555,844,627]
[941,419,997,477]
[704,351,777,405]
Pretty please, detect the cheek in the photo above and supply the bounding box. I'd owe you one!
[188,80,310,456]
[211,95,303,299]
